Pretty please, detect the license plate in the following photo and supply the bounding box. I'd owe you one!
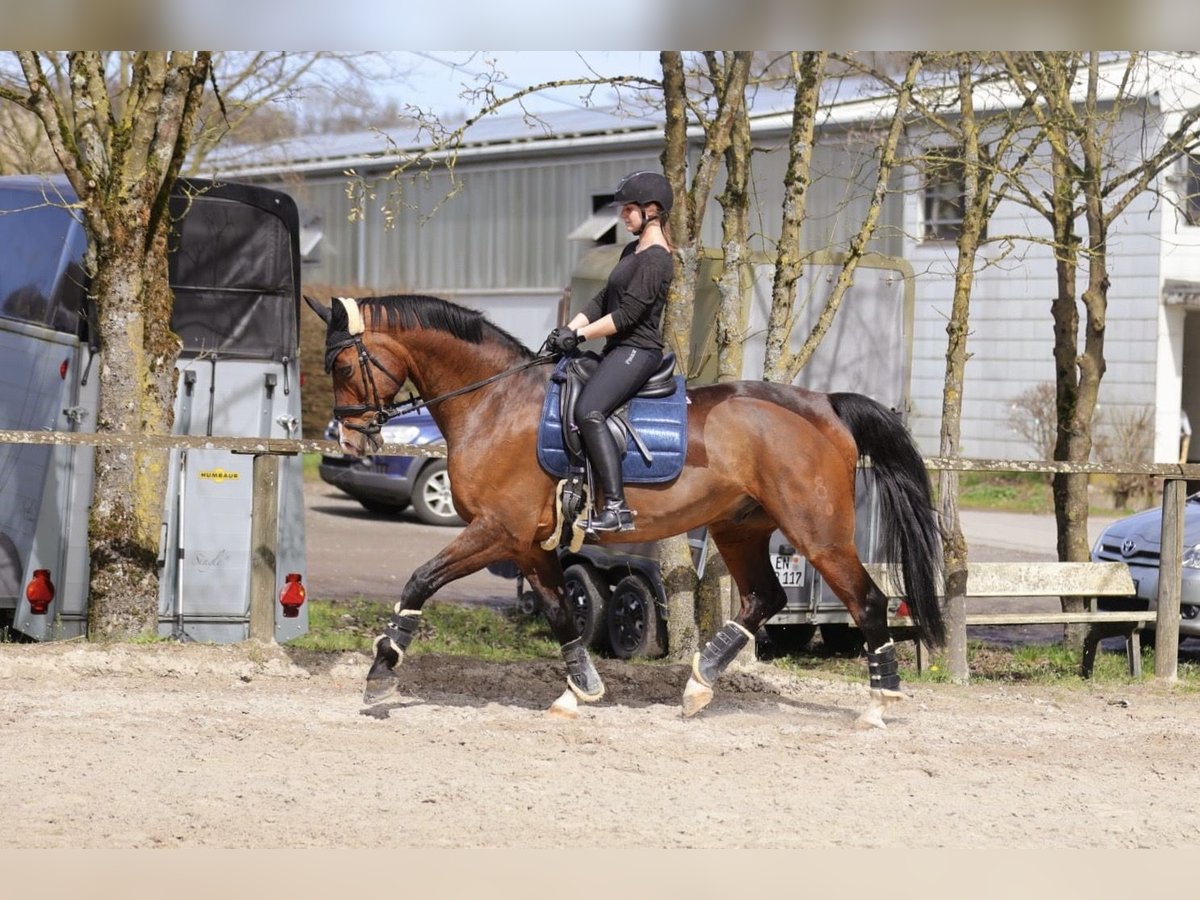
[773,553,806,587]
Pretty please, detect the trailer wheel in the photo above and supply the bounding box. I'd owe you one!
[607,574,666,660]
[562,563,609,650]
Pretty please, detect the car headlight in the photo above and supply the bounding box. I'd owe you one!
[380,424,421,445]
[1183,544,1200,569]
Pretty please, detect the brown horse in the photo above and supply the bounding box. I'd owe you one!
[307,293,944,727]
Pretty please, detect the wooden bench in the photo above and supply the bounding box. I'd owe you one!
[868,561,1157,678]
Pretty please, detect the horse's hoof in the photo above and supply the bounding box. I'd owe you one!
[855,687,904,730]
[681,675,713,718]
[363,672,399,705]
[547,688,579,720]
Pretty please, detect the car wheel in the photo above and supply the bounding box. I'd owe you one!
[607,574,666,660]
[819,623,864,656]
[562,563,610,651]
[757,623,816,659]
[410,460,464,526]
[358,499,405,516]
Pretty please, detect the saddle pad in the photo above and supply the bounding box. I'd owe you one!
[536,375,688,483]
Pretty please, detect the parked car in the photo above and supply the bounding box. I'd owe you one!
[1090,494,1200,639]
[320,408,464,527]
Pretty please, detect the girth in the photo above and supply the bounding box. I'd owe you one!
[555,351,677,462]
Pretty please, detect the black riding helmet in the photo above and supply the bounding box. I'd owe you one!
[612,171,673,234]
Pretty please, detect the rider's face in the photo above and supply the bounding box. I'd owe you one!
[619,203,642,233]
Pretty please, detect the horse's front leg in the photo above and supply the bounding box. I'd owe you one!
[518,550,606,720]
[363,518,513,704]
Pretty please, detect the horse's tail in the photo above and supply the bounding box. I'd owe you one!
[828,392,945,647]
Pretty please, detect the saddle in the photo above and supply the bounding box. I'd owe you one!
[536,352,688,485]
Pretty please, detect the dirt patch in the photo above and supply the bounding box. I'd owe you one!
[1,641,1194,849]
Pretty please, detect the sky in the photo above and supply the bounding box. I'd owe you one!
[378,51,663,120]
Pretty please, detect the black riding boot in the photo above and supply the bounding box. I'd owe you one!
[579,412,635,533]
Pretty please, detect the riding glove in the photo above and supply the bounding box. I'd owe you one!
[546,325,581,354]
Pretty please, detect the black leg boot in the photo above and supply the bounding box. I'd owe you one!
[579,412,634,533]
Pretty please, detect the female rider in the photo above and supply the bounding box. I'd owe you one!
[544,171,675,533]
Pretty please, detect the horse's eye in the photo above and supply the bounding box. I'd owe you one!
[335,364,353,378]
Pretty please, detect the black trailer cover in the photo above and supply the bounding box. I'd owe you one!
[168,179,302,361]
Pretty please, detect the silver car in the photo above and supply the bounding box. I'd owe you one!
[1090,496,1200,638]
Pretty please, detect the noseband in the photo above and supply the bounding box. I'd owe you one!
[329,333,400,437]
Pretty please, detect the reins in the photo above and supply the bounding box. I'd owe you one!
[331,331,557,436]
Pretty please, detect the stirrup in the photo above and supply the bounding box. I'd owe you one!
[588,502,635,533]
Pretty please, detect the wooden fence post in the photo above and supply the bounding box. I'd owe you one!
[1155,478,1184,682]
[248,453,280,643]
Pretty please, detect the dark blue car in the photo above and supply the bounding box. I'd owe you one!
[320,408,464,527]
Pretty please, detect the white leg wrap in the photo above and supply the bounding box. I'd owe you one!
[373,634,405,663]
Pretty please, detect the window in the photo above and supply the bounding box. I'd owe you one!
[923,148,981,241]
[567,193,618,244]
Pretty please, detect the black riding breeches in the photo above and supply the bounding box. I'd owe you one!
[574,346,663,422]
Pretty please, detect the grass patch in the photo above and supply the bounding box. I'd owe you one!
[765,636,1200,687]
[285,597,559,661]
[948,471,1141,517]
[289,599,1199,688]
[301,451,322,482]
[954,471,1054,514]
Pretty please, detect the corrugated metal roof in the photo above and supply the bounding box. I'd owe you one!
[205,105,664,175]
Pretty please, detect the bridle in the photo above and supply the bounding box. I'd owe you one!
[329,331,557,438]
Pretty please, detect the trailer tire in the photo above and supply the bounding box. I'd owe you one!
[562,563,609,650]
[607,574,666,660]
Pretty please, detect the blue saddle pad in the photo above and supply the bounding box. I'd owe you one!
[536,376,688,483]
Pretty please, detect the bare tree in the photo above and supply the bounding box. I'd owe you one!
[0,52,392,175]
[657,50,752,661]
[0,51,211,638]
[764,53,923,383]
[998,52,1200,571]
[910,53,1040,678]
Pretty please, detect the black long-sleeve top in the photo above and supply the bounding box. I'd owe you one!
[579,242,673,352]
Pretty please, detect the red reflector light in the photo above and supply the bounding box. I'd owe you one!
[280,572,306,618]
[26,569,55,615]
[60,359,69,379]
[895,601,910,618]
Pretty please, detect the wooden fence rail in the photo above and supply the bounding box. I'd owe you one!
[1,429,1194,679]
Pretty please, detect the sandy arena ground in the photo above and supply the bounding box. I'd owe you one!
[1,639,1195,850]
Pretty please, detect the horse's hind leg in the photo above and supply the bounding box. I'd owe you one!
[682,526,788,717]
[805,544,904,729]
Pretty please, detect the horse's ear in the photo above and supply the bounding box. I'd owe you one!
[304,295,332,324]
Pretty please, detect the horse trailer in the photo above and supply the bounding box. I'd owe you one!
[0,175,308,643]
[562,245,916,655]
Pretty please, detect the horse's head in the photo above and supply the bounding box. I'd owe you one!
[305,295,409,458]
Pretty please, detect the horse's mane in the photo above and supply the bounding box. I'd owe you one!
[362,294,534,360]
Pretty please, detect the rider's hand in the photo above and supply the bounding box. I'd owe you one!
[545,325,581,354]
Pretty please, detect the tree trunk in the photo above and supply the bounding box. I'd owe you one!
[86,232,179,638]
[655,52,749,661]
[939,56,987,682]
